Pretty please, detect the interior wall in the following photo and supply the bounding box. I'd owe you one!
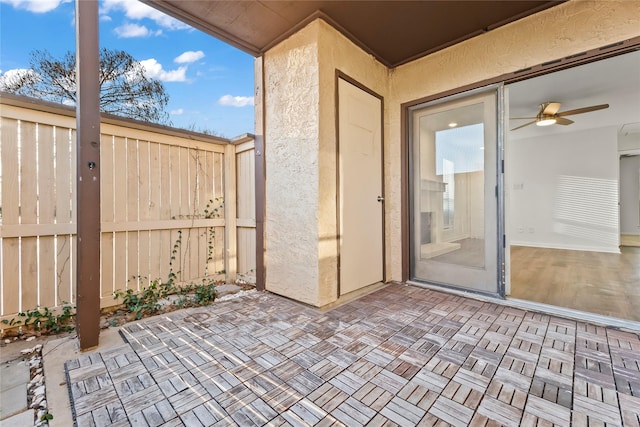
[440,172,484,243]
[620,155,640,235]
[509,126,620,253]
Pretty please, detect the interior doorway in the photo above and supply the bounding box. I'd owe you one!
[506,50,640,322]
[620,153,640,247]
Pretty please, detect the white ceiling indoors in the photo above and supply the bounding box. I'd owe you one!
[508,50,640,141]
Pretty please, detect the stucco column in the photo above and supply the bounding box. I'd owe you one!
[263,25,325,306]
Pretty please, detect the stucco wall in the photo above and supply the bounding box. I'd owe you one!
[316,20,389,305]
[263,24,321,305]
[262,0,639,305]
[263,20,389,306]
[387,0,640,280]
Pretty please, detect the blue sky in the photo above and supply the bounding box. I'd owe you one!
[0,0,255,138]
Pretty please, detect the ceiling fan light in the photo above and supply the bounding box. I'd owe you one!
[536,118,557,126]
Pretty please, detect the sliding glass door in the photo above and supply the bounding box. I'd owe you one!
[410,89,502,295]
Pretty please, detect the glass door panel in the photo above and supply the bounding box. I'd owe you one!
[411,90,500,294]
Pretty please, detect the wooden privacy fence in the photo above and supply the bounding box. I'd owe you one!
[0,94,256,320]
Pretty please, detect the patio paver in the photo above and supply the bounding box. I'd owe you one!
[65,284,640,426]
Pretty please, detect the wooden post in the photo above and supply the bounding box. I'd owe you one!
[254,57,266,291]
[75,0,101,350]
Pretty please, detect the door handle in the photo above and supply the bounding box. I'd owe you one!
[377,196,384,202]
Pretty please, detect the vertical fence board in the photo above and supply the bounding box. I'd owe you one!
[127,138,139,290]
[113,137,127,293]
[38,125,55,222]
[21,238,38,310]
[100,135,114,297]
[55,127,73,305]
[38,125,56,307]
[236,146,256,280]
[39,237,56,308]
[190,149,201,215]
[101,233,114,300]
[188,228,199,281]
[1,118,19,225]
[198,150,207,217]
[139,141,150,222]
[180,147,190,219]
[155,144,170,282]
[20,122,38,310]
[114,232,127,292]
[20,122,38,224]
[138,141,150,286]
[128,232,139,290]
[171,229,182,282]
[237,228,256,279]
[160,230,171,282]
[169,145,181,220]
[1,118,19,315]
[179,147,191,279]
[56,236,72,305]
[148,143,162,281]
[214,226,225,274]
[237,150,256,219]
[160,144,172,220]
[215,153,224,210]
[2,239,19,315]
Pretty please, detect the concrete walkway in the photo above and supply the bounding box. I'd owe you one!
[0,356,31,425]
[62,284,640,426]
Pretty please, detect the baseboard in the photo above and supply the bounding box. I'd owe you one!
[620,234,640,247]
[509,241,621,254]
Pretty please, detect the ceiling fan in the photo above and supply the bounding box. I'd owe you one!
[510,102,609,131]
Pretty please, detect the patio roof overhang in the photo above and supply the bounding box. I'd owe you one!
[142,0,564,68]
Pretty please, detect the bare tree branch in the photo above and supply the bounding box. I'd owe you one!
[0,48,170,124]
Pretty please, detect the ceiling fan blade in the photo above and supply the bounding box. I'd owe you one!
[557,104,609,117]
[542,102,561,115]
[555,117,574,126]
[510,116,536,120]
[511,120,537,131]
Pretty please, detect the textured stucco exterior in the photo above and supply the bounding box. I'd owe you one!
[262,0,640,306]
[316,21,389,305]
[263,24,321,305]
[263,20,388,306]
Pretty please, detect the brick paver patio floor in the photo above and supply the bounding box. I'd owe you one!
[65,283,640,426]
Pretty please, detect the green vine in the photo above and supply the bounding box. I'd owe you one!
[1,303,75,334]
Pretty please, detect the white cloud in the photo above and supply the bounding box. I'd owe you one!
[218,95,254,108]
[1,0,70,13]
[102,0,189,30]
[114,23,162,38]
[174,51,205,64]
[170,108,184,115]
[140,59,187,82]
[0,68,38,89]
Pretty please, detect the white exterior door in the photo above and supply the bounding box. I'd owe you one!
[338,78,384,295]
